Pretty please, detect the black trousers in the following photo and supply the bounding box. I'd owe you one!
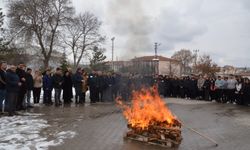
[204,89,210,101]
[33,87,41,104]
[243,94,250,106]
[235,93,243,105]
[215,89,223,102]
[210,90,216,100]
[90,87,99,103]
[75,87,83,103]
[43,89,52,104]
[17,90,26,110]
[6,92,18,115]
[227,89,235,103]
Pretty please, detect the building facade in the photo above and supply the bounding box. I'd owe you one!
[108,55,182,76]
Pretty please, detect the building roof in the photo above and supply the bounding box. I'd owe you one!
[235,72,250,76]
[131,55,179,62]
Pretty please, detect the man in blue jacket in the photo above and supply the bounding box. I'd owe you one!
[6,64,21,116]
[43,69,53,105]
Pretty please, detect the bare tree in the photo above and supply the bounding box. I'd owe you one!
[171,49,195,75]
[0,8,5,49]
[7,0,74,68]
[0,8,3,30]
[63,12,105,70]
[195,54,220,76]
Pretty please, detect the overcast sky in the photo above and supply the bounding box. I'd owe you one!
[1,0,250,67]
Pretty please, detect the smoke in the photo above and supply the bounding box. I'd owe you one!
[107,0,153,58]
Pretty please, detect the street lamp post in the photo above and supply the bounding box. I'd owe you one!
[111,37,115,71]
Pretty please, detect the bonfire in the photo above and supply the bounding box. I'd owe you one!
[116,86,182,148]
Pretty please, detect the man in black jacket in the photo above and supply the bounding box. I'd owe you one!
[0,61,7,111]
[88,71,99,103]
[72,68,83,104]
[25,68,34,108]
[52,68,63,106]
[6,65,21,116]
[16,62,27,110]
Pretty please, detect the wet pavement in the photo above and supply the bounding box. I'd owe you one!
[1,98,250,150]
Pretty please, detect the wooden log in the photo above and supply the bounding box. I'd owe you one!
[126,132,181,146]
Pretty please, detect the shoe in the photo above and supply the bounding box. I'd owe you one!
[8,113,14,117]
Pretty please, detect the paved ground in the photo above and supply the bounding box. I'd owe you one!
[1,98,250,150]
[32,98,250,150]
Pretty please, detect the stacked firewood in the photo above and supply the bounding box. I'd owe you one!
[125,119,182,148]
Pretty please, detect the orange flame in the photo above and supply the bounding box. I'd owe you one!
[116,86,177,130]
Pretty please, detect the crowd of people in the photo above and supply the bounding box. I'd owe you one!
[156,75,250,105]
[0,62,122,116]
[0,61,249,116]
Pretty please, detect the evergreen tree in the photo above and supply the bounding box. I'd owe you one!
[60,51,69,72]
[90,46,108,71]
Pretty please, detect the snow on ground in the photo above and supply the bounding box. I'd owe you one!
[0,113,76,150]
[165,98,211,105]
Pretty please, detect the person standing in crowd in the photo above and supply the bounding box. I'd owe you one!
[210,77,217,101]
[197,75,205,100]
[215,76,224,102]
[189,76,197,99]
[16,62,27,110]
[235,78,243,105]
[25,68,34,108]
[179,77,185,98]
[88,71,99,103]
[33,70,42,104]
[242,78,250,106]
[158,75,165,96]
[222,77,229,103]
[67,68,73,103]
[227,75,237,103]
[171,76,179,97]
[5,65,22,116]
[97,72,105,102]
[164,76,171,97]
[72,68,83,104]
[120,74,130,101]
[62,70,73,104]
[112,73,120,101]
[203,76,211,101]
[52,68,63,106]
[43,69,53,105]
[82,71,88,103]
[103,72,113,102]
[0,61,7,110]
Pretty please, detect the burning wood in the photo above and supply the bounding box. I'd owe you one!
[116,86,182,148]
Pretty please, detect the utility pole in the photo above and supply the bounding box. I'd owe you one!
[193,49,199,73]
[153,42,160,75]
[155,42,158,58]
[111,37,115,71]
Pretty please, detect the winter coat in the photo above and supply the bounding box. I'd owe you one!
[203,79,211,90]
[72,72,83,88]
[0,69,6,90]
[63,74,73,101]
[6,69,20,93]
[52,74,63,89]
[43,74,52,90]
[16,68,27,90]
[25,73,34,90]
